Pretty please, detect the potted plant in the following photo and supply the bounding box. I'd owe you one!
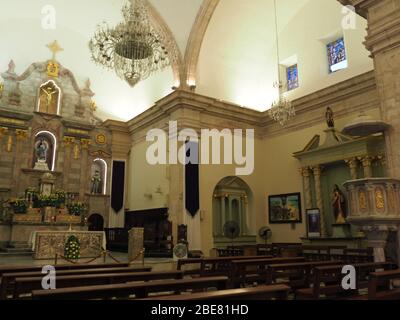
[9,198,28,214]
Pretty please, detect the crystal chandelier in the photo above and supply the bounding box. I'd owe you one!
[268,0,295,126]
[89,0,171,87]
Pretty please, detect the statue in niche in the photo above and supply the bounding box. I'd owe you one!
[332,184,347,224]
[36,139,48,161]
[38,81,60,114]
[326,107,335,128]
[91,170,102,194]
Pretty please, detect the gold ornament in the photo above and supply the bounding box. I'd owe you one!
[375,188,385,209]
[96,134,106,145]
[46,41,63,77]
[90,100,97,112]
[358,190,367,210]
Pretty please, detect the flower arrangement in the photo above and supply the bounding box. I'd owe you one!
[67,202,86,216]
[9,198,28,214]
[64,235,80,260]
[38,194,59,208]
[54,190,66,207]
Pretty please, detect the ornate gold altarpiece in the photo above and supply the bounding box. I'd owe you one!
[32,230,106,259]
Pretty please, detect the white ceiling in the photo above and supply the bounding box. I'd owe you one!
[0,0,372,121]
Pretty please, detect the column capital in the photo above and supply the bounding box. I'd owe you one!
[299,167,311,178]
[80,138,91,149]
[63,136,75,146]
[311,165,323,176]
[344,157,358,168]
[15,129,28,140]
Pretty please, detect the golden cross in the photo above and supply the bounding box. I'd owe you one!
[46,40,64,61]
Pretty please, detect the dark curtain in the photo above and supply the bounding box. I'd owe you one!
[185,141,199,217]
[111,161,125,213]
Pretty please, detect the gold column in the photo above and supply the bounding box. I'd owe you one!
[359,156,373,178]
[79,139,91,198]
[344,158,359,180]
[0,127,8,152]
[300,167,312,209]
[312,165,326,236]
[62,136,75,190]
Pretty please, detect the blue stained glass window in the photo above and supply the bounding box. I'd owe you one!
[286,64,299,91]
[327,37,348,73]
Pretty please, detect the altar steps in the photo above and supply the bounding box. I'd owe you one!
[0,242,33,256]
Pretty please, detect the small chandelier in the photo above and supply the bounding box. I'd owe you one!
[268,0,295,126]
[89,0,171,87]
[268,81,295,126]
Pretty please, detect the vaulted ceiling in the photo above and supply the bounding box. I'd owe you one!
[0,0,373,121]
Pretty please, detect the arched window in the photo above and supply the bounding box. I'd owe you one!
[90,158,107,194]
[33,131,57,171]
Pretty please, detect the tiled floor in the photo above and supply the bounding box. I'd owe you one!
[0,252,175,271]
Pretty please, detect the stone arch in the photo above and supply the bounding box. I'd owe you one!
[183,0,220,89]
[33,130,57,171]
[87,213,104,231]
[212,176,256,247]
[145,0,183,87]
[90,158,108,195]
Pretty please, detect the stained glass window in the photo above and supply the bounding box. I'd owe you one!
[327,37,348,73]
[286,64,299,91]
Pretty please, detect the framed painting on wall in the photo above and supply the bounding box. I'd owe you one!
[268,193,302,224]
[306,208,321,238]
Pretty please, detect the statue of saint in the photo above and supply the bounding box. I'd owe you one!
[91,170,102,194]
[326,107,335,128]
[36,139,48,161]
[332,184,346,224]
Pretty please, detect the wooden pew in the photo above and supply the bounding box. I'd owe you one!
[0,266,151,300]
[199,255,273,277]
[14,270,182,299]
[141,284,291,300]
[0,263,130,278]
[301,245,346,261]
[32,276,229,300]
[296,262,395,300]
[177,258,203,276]
[231,257,305,288]
[267,260,341,289]
[368,269,400,300]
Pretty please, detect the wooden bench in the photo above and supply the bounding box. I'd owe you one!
[302,245,346,261]
[231,257,305,287]
[296,261,395,300]
[0,262,131,279]
[267,260,341,289]
[141,284,291,300]
[199,255,273,277]
[177,258,203,276]
[14,270,182,299]
[32,276,229,300]
[0,266,151,300]
[368,269,400,300]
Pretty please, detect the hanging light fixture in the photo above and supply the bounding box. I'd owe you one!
[268,0,295,126]
[89,0,171,87]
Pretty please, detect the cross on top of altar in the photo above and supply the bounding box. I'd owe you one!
[47,40,64,61]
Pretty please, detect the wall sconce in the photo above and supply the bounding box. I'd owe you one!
[155,186,163,194]
[144,193,153,199]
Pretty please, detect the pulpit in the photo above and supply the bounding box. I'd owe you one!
[343,178,400,263]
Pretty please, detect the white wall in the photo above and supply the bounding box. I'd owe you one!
[196,0,373,111]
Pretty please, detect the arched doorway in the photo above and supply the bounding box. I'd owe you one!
[88,214,104,231]
[212,176,256,247]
